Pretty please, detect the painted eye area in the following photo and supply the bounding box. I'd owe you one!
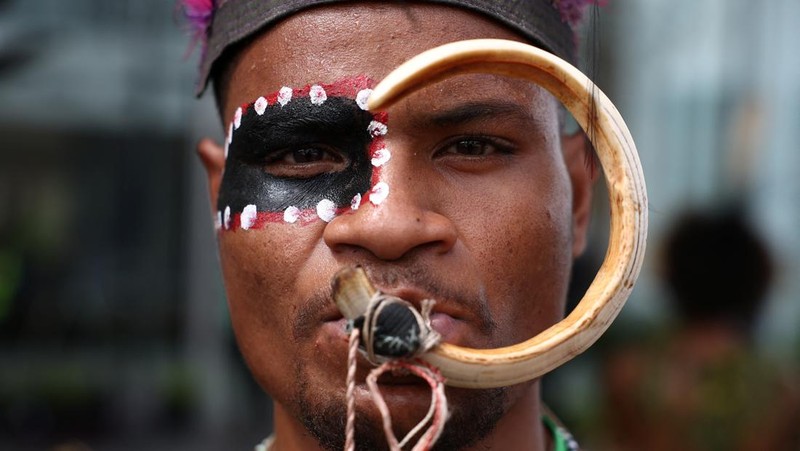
[215,77,385,230]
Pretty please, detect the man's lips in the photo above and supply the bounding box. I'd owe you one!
[429,312,460,340]
[322,283,473,336]
[313,273,499,385]
[319,317,447,386]
[318,291,474,388]
[321,307,465,344]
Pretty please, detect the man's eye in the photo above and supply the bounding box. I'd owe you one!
[265,146,346,178]
[437,137,514,158]
[453,139,493,156]
[281,147,335,164]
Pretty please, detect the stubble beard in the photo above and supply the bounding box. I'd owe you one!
[288,265,519,449]
[294,360,509,451]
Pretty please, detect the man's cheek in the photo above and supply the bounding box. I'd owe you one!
[219,230,306,283]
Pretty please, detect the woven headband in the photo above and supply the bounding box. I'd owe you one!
[183,0,600,97]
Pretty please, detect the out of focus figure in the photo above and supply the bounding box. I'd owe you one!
[602,208,800,451]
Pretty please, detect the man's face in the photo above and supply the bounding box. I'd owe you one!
[204,3,591,449]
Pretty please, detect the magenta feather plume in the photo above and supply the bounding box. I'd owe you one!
[554,0,608,27]
[181,0,215,28]
[177,0,215,58]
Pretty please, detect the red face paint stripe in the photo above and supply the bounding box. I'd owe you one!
[366,111,390,204]
[238,76,377,115]
[224,208,358,231]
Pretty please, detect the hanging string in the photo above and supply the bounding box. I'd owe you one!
[345,328,360,451]
[343,293,448,450]
[366,359,448,451]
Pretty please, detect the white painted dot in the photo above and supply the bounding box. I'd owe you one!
[371,147,391,167]
[316,199,337,222]
[233,107,243,129]
[370,182,389,205]
[356,89,372,110]
[277,87,293,106]
[254,96,268,115]
[283,206,300,224]
[351,193,362,210]
[223,206,231,230]
[367,120,388,137]
[240,204,258,230]
[214,211,222,230]
[309,85,327,105]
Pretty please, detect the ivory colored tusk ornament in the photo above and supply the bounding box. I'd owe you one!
[335,39,648,389]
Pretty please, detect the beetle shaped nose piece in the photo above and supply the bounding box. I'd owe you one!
[333,266,441,364]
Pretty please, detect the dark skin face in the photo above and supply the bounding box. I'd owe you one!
[198,4,594,450]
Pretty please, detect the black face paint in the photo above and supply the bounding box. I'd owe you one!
[217,78,387,230]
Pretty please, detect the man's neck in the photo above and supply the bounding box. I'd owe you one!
[462,381,548,451]
[269,381,549,450]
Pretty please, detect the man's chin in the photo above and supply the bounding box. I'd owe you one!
[353,382,441,428]
[295,369,508,451]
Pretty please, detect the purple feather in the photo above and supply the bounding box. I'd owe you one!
[177,0,215,58]
[554,0,607,27]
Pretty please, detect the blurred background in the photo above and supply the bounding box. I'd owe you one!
[0,0,797,450]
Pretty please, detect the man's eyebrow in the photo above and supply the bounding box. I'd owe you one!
[420,100,538,128]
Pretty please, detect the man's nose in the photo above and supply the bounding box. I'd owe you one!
[323,176,458,261]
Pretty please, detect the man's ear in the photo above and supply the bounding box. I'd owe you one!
[196,138,225,211]
[563,132,598,258]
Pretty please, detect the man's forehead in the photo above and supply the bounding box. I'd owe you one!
[224,72,555,132]
[229,73,554,119]
[222,6,555,124]
[191,0,589,97]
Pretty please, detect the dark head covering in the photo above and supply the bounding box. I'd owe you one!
[185,0,592,96]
